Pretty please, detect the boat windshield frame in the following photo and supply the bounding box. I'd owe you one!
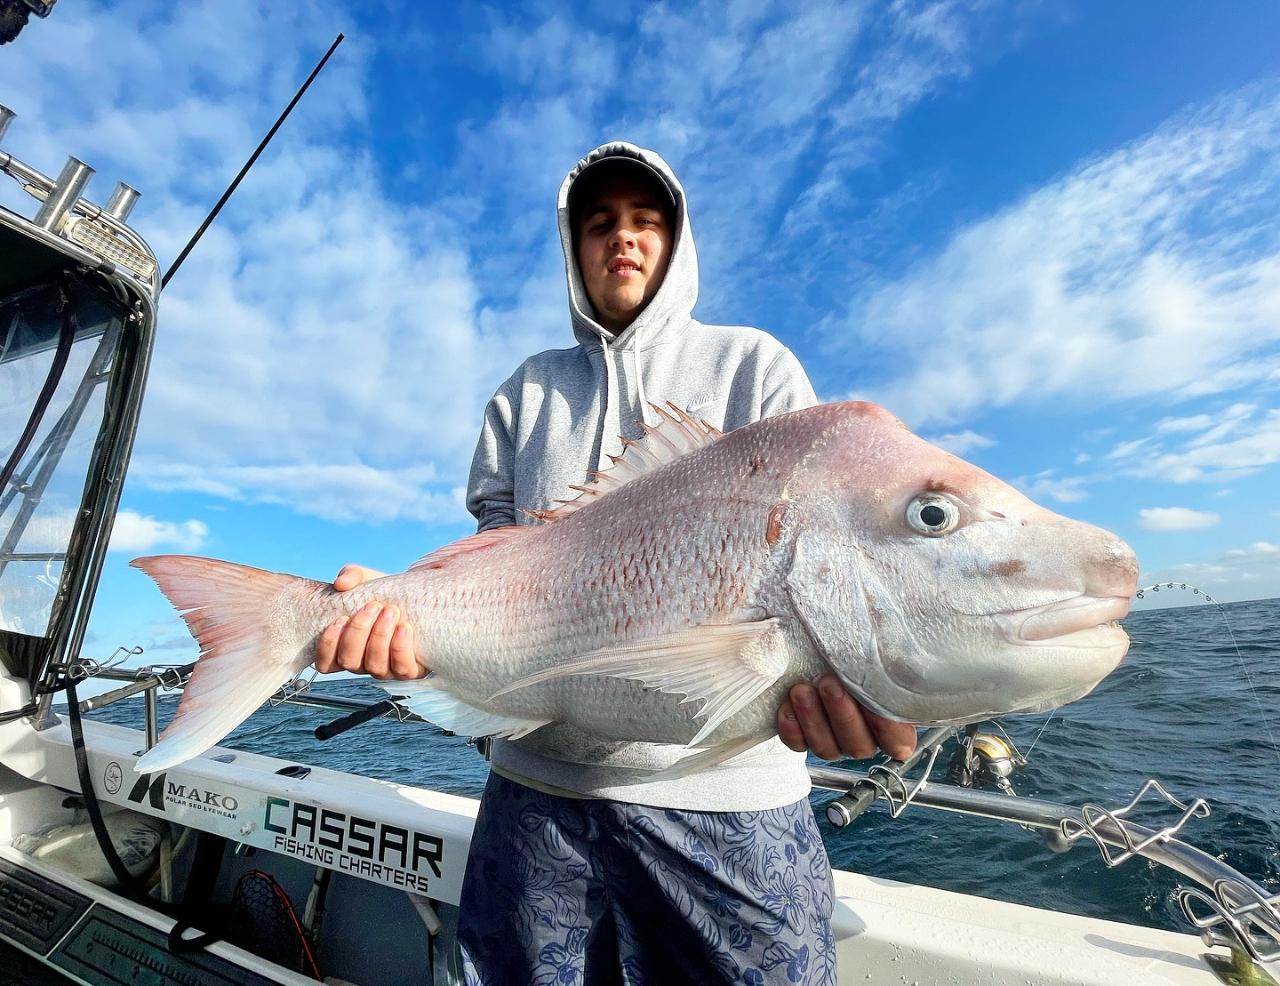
[0,208,156,701]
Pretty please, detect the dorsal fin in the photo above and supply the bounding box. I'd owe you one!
[528,403,723,523]
[409,525,528,571]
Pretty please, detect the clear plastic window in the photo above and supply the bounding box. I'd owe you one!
[0,285,122,636]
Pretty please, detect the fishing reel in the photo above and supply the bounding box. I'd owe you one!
[946,723,1025,796]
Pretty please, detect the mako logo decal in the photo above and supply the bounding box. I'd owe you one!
[127,772,239,819]
[264,797,442,893]
[127,772,167,811]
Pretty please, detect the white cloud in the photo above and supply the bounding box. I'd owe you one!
[1156,413,1214,433]
[833,85,1280,426]
[1138,507,1221,531]
[1226,540,1280,556]
[1183,402,1255,447]
[1112,406,1280,483]
[107,511,209,552]
[925,429,995,455]
[135,463,464,524]
[1107,437,1154,461]
[1016,471,1088,504]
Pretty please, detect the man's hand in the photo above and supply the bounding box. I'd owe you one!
[313,564,427,680]
[777,674,916,762]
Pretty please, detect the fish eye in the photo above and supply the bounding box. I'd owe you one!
[906,494,960,536]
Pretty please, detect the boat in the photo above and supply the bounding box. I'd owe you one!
[1,100,1277,986]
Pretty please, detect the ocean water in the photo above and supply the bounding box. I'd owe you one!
[88,596,1280,936]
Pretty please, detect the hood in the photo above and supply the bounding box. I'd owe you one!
[558,141,699,351]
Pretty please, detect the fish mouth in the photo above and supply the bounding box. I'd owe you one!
[997,594,1132,644]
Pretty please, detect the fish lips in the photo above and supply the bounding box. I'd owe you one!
[997,594,1132,645]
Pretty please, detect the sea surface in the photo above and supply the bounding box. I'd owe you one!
[88,596,1280,936]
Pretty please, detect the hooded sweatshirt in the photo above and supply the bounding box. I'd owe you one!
[465,142,817,811]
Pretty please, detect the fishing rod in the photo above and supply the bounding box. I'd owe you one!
[161,32,345,289]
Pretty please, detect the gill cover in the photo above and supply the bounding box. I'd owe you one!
[783,518,898,718]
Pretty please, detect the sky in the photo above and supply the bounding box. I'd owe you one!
[1,0,1279,673]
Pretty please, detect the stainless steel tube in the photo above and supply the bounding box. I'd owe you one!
[144,687,158,750]
[33,156,93,231]
[104,182,140,221]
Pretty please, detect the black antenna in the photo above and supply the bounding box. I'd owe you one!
[161,32,345,290]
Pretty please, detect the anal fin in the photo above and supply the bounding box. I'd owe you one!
[384,679,550,740]
[645,735,773,783]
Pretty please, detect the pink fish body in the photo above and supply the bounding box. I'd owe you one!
[133,402,1137,774]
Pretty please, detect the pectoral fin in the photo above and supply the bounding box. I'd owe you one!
[489,620,790,747]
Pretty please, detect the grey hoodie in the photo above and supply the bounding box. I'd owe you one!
[465,142,817,811]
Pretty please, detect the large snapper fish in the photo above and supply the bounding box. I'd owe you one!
[132,401,1137,775]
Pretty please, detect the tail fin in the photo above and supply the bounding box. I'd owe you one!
[130,555,320,773]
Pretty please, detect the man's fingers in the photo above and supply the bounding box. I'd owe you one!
[314,618,347,673]
[865,710,918,761]
[332,564,386,592]
[332,565,364,592]
[363,606,398,679]
[776,699,806,752]
[389,622,426,679]
[336,602,380,671]
[817,674,877,761]
[789,682,841,761]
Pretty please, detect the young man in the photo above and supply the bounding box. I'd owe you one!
[316,143,915,983]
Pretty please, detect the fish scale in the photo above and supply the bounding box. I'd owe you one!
[130,401,1139,776]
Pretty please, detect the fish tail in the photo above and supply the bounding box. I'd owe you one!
[130,554,323,773]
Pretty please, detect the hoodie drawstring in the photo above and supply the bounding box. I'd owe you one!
[635,348,649,427]
[595,338,649,471]
[597,335,616,472]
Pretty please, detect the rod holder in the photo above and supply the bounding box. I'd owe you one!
[144,687,159,750]
[33,156,93,231]
[0,105,14,144]
[105,182,140,221]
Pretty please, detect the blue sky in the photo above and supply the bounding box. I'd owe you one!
[2,1,1279,671]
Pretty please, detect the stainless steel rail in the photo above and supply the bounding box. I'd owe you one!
[74,665,429,732]
[809,761,1280,963]
[77,663,194,712]
[811,762,1232,885]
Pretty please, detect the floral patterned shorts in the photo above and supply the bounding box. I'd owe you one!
[457,771,836,985]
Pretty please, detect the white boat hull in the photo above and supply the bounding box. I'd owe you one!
[0,692,1231,984]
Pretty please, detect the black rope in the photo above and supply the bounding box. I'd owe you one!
[59,672,226,955]
[62,673,153,899]
[0,282,76,505]
[0,700,37,724]
[0,654,79,724]
[167,831,228,953]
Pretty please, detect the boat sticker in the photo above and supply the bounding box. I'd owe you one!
[102,761,123,795]
[263,797,443,894]
[126,771,240,819]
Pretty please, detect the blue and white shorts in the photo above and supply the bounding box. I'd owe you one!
[458,771,836,985]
